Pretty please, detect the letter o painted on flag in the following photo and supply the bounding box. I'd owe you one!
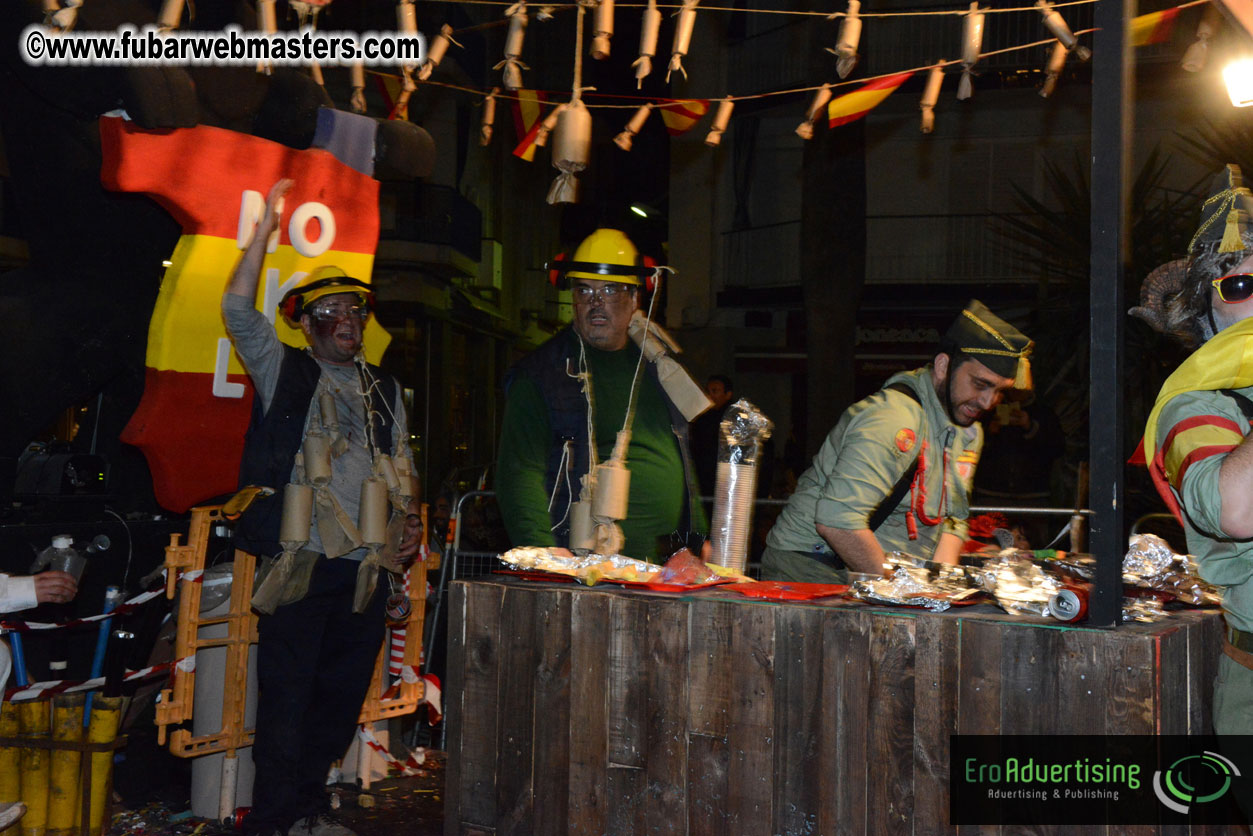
[288,202,336,258]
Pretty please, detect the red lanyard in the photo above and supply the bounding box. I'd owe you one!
[904,441,947,539]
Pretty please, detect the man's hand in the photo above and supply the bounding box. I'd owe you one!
[33,571,77,605]
[258,178,293,243]
[226,177,295,299]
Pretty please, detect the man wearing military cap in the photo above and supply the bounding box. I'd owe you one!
[762,299,1032,581]
[1137,165,1253,778]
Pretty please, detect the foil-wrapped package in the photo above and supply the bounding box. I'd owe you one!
[1122,533,1223,606]
[977,555,1064,617]
[1123,595,1169,622]
[883,552,977,597]
[847,566,980,612]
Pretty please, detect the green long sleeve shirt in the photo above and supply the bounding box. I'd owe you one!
[496,339,703,561]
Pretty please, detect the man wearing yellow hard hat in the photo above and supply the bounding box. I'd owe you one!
[222,180,421,836]
[496,228,711,561]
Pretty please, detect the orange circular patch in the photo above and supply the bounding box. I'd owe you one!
[895,428,916,453]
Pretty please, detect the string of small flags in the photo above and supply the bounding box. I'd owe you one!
[134,0,1217,203]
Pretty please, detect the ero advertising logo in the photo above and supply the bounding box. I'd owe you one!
[950,735,1250,825]
[1152,751,1241,814]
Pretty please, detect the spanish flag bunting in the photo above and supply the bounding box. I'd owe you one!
[658,99,710,135]
[512,89,547,161]
[1131,7,1181,46]
[374,73,410,120]
[827,72,912,128]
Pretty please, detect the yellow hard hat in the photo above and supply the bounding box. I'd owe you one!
[556,229,653,286]
[279,265,375,327]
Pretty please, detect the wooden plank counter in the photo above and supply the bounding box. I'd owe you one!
[442,577,1225,835]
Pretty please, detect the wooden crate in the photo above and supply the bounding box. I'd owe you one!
[444,579,1225,836]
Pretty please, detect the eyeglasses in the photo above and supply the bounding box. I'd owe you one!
[309,300,370,321]
[1212,273,1253,304]
[572,282,634,303]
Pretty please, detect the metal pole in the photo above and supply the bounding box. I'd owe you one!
[1088,0,1134,627]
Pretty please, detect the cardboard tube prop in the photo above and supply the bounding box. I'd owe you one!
[252,482,314,614]
[85,696,122,836]
[18,700,49,836]
[0,702,17,834]
[1040,41,1067,98]
[319,391,349,457]
[1035,0,1091,61]
[710,399,773,572]
[534,103,565,148]
[633,0,663,87]
[569,495,596,552]
[920,64,944,133]
[614,104,653,151]
[354,476,390,613]
[481,89,498,146]
[350,63,367,113]
[496,2,530,90]
[547,99,592,205]
[831,0,862,79]
[626,311,714,421]
[593,0,615,59]
[256,0,278,74]
[795,84,833,140]
[705,99,734,146]
[396,0,420,73]
[1182,5,1220,73]
[420,24,460,81]
[667,0,700,82]
[159,0,184,30]
[47,694,84,836]
[957,3,984,101]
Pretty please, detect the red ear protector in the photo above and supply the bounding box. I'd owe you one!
[544,254,661,292]
[279,276,376,327]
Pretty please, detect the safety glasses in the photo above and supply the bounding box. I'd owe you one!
[310,300,370,321]
[1212,273,1253,304]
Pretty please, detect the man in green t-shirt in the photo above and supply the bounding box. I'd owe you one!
[495,229,707,561]
[763,300,1032,582]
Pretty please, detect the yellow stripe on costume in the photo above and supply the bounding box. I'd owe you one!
[1162,422,1244,486]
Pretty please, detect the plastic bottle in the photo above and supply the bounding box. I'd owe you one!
[31,535,86,581]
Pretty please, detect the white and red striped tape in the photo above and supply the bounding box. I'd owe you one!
[5,658,177,702]
[355,723,430,777]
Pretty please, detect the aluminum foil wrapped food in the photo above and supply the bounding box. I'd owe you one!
[977,555,1064,616]
[1122,533,1222,606]
[498,545,748,586]
[1123,595,1169,622]
[849,569,952,612]
[847,560,980,612]
[882,551,977,597]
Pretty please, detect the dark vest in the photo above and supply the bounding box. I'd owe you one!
[235,345,396,557]
[504,328,701,546]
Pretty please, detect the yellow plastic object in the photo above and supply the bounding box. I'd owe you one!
[85,697,121,836]
[0,702,19,835]
[46,695,83,836]
[18,700,49,836]
[156,505,259,759]
[356,502,433,726]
